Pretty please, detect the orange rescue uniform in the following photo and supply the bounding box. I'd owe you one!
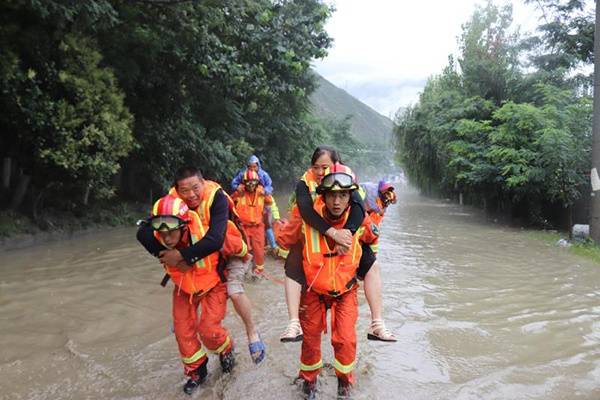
[278,168,321,260]
[160,181,245,375]
[233,185,276,269]
[275,197,379,385]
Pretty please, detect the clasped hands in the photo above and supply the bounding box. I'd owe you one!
[159,249,192,272]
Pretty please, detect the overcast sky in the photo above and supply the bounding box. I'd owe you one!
[313,0,542,119]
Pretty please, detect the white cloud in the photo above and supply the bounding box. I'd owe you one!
[313,0,541,117]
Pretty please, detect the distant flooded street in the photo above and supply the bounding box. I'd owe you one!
[1,188,600,399]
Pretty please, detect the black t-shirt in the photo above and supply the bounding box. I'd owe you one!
[295,180,365,235]
[137,190,228,264]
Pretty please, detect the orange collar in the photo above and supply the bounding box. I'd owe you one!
[304,168,319,183]
[376,197,386,215]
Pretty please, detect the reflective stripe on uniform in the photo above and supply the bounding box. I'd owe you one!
[189,211,210,269]
[309,226,321,254]
[301,200,359,296]
[350,226,365,264]
[357,185,367,201]
[333,358,355,374]
[201,183,220,223]
[182,348,206,364]
[209,335,231,354]
[277,247,289,258]
[300,359,323,371]
[268,197,280,220]
[237,189,265,224]
[301,171,319,200]
[235,240,248,257]
[308,181,317,200]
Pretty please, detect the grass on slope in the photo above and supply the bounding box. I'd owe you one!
[528,230,600,264]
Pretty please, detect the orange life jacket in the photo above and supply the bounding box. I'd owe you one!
[289,168,321,219]
[154,210,221,296]
[300,169,320,202]
[367,197,385,227]
[235,186,267,226]
[170,181,248,259]
[301,199,364,297]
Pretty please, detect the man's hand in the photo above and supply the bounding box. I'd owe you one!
[175,260,193,273]
[159,249,184,266]
[335,243,350,255]
[330,228,352,248]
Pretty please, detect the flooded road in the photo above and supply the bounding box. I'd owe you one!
[1,188,600,399]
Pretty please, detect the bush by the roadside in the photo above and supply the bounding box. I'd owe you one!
[0,210,36,237]
[0,202,146,238]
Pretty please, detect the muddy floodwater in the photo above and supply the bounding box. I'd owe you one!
[1,188,600,399]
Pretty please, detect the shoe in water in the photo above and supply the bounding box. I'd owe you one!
[269,246,281,258]
[248,334,266,364]
[280,319,303,343]
[302,379,317,400]
[183,360,207,395]
[220,350,235,373]
[337,378,352,399]
[367,319,397,342]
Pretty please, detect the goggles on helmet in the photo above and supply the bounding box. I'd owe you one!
[317,172,356,194]
[149,215,187,232]
[244,179,259,186]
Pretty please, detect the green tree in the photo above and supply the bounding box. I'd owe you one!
[395,1,593,228]
[1,0,333,218]
[97,0,332,191]
[524,0,593,71]
[40,35,134,204]
[459,2,521,103]
[0,2,133,210]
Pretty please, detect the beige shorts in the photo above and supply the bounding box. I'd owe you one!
[226,256,251,296]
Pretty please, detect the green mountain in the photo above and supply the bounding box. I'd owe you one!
[309,72,395,146]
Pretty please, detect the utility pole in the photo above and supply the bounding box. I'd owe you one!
[591,0,600,243]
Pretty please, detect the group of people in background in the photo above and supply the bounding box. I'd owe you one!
[136,146,398,399]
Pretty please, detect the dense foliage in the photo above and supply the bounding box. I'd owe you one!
[396,1,593,227]
[0,0,333,215]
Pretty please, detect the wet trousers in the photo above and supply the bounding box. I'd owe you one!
[299,288,358,384]
[244,223,265,269]
[172,282,232,375]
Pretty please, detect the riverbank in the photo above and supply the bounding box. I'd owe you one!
[527,230,600,264]
[0,202,146,252]
[423,190,600,265]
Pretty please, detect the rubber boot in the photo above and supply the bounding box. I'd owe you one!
[266,227,277,249]
[219,349,235,373]
[302,379,317,400]
[337,377,352,399]
[182,359,208,395]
